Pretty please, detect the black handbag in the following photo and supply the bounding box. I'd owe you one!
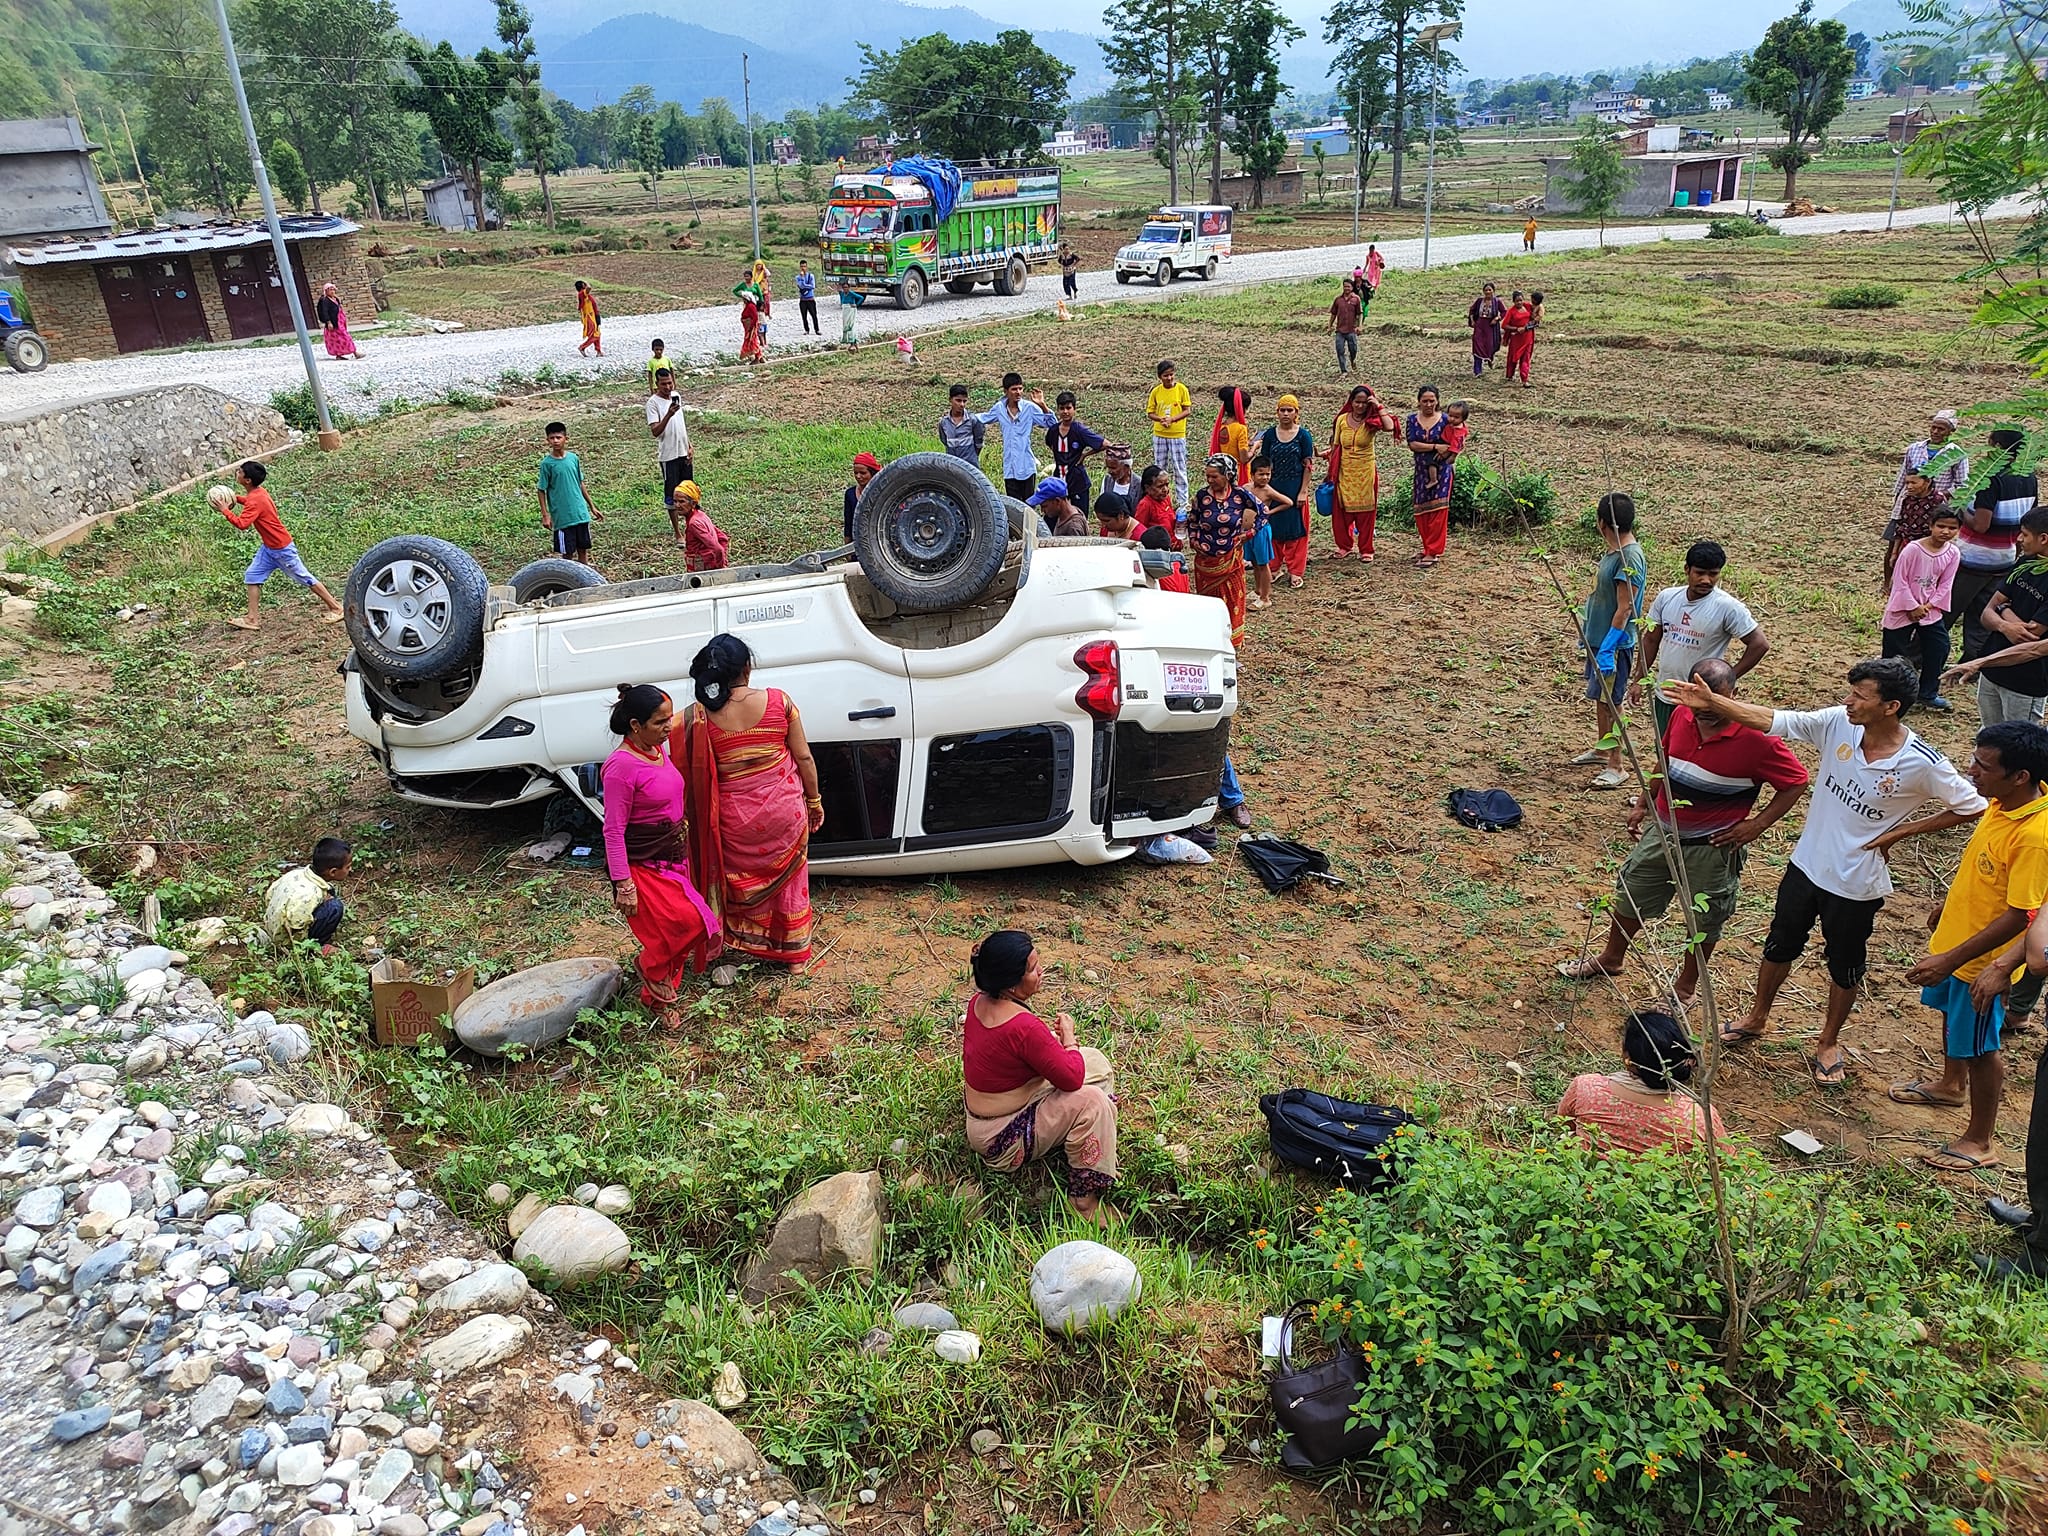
[1259,1089,1415,1191]
[1269,1302,1378,1473]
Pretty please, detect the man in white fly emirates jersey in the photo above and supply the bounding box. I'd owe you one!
[1666,656,1986,1085]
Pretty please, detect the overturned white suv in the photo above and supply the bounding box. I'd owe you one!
[339,454,1237,875]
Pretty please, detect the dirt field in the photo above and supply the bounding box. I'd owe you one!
[8,222,2043,1532]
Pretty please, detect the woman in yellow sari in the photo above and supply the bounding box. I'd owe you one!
[673,634,823,964]
[575,279,602,356]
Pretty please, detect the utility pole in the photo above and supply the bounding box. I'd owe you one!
[1351,80,1362,244]
[743,53,761,260]
[1418,21,1461,271]
[207,0,339,449]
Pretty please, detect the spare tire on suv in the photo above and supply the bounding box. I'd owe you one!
[854,452,1009,612]
[345,535,488,683]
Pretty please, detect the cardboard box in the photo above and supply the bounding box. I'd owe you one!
[370,959,476,1047]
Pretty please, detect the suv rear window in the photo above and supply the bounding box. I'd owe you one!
[922,726,1071,837]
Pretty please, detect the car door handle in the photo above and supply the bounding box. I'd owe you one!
[847,706,897,720]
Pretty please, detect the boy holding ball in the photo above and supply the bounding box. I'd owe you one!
[210,461,344,630]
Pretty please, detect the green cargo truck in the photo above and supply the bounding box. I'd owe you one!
[817,157,1061,311]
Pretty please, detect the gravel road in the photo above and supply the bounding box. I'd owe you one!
[0,196,2020,418]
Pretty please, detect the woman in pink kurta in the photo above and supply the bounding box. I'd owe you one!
[602,684,720,1025]
[1556,1010,1725,1154]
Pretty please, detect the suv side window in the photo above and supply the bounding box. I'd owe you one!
[920,725,1072,838]
[812,740,902,851]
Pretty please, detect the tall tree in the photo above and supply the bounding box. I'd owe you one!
[113,0,250,214]
[1224,0,1302,207]
[1181,0,1230,202]
[1562,117,1628,248]
[268,138,308,209]
[699,97,742,164]
[1102,0,1192,203]
[394,40,510,229]
[244,0,408,220]
[494,0,558,226]
[1322,0,1462,207]
[1744,0,1855,202]
[852,31,1070,161]
[1329,39,1390,206]
[634,113,664,208]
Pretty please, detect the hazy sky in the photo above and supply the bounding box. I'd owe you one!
[1026,0,1821,77]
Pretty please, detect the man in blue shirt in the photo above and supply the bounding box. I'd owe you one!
[976,372,1056,500]
[796,259,819,335]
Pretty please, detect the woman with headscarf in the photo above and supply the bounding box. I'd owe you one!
[1190,452,1265,645]
[1211,386,1272,609]
[315,283,358,360]
[962,929,1119,1223]
[1501,289,1535,386]
[575,279,602,357]
[1257,395,1316,587]
[1323,383,1400,561]
[1466,281,1504,376]
[602,684,721,1029]
[674,635,822,966]
[735,277,764,363]
[843,451,880,542]
[751,260,773,350]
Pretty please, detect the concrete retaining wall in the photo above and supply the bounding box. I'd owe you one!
[0,384,291,551]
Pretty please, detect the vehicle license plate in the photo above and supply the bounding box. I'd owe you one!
[1163,663,1210,696]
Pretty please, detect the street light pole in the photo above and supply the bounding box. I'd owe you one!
[1352,80,1362,244]
[1417,21,1461,271]
[1887,143,1902,230]
[207,0,339,448]
[742,52,761,260]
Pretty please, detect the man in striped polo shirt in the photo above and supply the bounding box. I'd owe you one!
[1954,426,2038,663]
[1558,658,1810,1005]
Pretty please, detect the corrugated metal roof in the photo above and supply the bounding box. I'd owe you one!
[8,215,360,267]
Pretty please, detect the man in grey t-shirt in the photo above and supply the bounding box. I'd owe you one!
[1634,540,1770,735]
[937,383,986,466]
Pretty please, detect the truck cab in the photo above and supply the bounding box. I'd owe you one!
[1113,204,1232,286]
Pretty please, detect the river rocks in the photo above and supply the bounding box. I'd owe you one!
[284,1102,351,1137]
[505,1192,548,1240]
[124,1036,169,1077]
[932,1330,982,1364]
[511,1206,630,1288]
[738,1170,884,1304]
[50,1404,112,1442]
[420,1313,532,1374]
[892,1302,958,1333]
[450,957,622,1058]
[14,1184,64,1228]
[425,1263,530,1317]
[711,1362,747,1409]
[115,944,181,980]
[1029,1240,1142,1336]
[592,1184,633,1216]
[264,1020,313,1066]
[275,1442,327,1486]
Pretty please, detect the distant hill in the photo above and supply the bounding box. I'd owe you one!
[535,14,828,113]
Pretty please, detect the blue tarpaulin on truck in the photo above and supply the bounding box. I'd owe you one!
[871,156,963,223]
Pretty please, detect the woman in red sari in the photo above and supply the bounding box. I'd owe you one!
[1189,453,1264,646]
[1501,289,1535,386]
[735,279,764,363]
[602,684,721,1027]
[674,635,823,964]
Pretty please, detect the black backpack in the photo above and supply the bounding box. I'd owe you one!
[1446,787,1523,832]
[1259,1089,1416,1191]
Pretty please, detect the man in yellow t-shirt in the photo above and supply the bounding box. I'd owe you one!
[1897,722,2048,1176]
[1145,358,1192,511]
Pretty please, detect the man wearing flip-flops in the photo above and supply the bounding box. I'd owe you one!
[1665,657,1985,1091]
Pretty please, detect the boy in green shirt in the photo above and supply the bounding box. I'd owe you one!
[537,420,603,565]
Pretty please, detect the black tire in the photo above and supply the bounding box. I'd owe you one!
[1154,261,1171,287]
[3,329,48,372]
[944,277,977,295]
[1115,271,1131,284]
[853,452,1008,613]
[1203,257,1219,280]
[1002,496,1038,542]
[507,558,607,603]
[345,535,488,683]
[994,256,1028,296]
[896,268,928,310]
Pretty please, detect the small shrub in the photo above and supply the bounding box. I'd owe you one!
[1706,216,1766,239]
[1270,1129,2015,1536]
[268,384,355,435]
[442,386,494,411]
[1250,212,1296,226]
[1824,282,1905,310]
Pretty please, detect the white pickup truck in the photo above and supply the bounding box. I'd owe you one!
[1113,204,1234,286]
[339,455,1237,875]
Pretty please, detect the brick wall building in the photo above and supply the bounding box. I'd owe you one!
[8,217,373,360]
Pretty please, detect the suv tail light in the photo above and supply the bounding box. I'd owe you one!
[1074,640,1122,720]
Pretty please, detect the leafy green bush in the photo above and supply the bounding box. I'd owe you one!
[268,385,356,435]
[1267,1129,2018,1536]
[1825,283,1905,310]
[1383,457,1553,534]
[1706,216,1766,239]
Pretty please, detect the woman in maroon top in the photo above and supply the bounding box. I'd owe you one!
[962,931,1119,1222]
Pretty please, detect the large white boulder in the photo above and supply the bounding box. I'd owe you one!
[1029,1240,1142,1337]
[451,958,622,1058]
[511,1205,631,1288]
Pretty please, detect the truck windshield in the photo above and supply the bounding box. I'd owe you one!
[822,204,894,238]
[1138,224,1182,243]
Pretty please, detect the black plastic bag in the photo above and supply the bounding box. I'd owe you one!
[1239,834,1340,893]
